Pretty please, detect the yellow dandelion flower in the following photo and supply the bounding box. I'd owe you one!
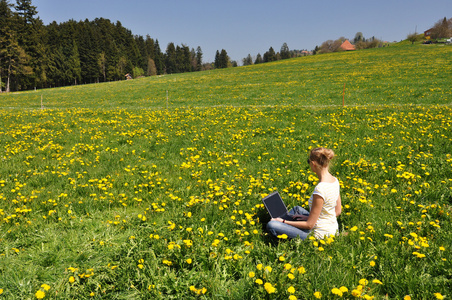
[35,290,45,299]
[372,279,383,285]
[248,271,255,278]
[298,266,306,274]
[41,284,50,291]
[332,288,343,296]
[287,286,295,294]
[314,291,322,299]
[434,293,444,300]
[359,279,368,286]
[264,282,276,294]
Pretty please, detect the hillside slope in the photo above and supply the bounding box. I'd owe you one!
[1,44,451,109]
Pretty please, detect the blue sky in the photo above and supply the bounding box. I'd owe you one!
[33,0,451,64]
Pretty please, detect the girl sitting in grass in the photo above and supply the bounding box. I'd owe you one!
[267,147,341,240]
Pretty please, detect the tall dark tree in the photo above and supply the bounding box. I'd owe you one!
[218,49,229,68]
[68,40,81,84]
[3,35,32,92]
[145,35,155,60]
[0,0,14,91]
[176,44,190,73]
[214,50,220,69]
[15,0,37,24]
[165,42,177,74]
[254,53,263,64]
[242,54,253,66]
[280,43,290,59]
[14,0,43,89]
[263,47,276,62]
[77,20,100,83]
[313,45,320,55]
[153,39,164,75]
[196,46,203,71]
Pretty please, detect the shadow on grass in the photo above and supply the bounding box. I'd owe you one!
[257,209,281,246]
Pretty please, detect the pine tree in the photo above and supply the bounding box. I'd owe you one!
[242,54,253,66]
[280,43,290,59]
[15,0,43,88]
[219,49,229,68]
[254,53,263,64]
[196,46,203,71]
[263,47,276,63]
[4,37,32,92]
[165,42,177,74]
[153,40,164,75]
[69,40,81,85]
[214,50,220,69]
[15,0,37,24]
[0,0,14,91]
[145,35,155,58]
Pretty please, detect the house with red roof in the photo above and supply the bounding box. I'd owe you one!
[340,40,356,51]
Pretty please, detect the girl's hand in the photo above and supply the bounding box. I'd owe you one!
[271,217,284,223]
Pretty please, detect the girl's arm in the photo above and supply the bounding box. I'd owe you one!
[335,194,342,217]
[274,195,323,230]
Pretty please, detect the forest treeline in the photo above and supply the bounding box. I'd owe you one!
[0,0,207,92]
[0,1,310,92]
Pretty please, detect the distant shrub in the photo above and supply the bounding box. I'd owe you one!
[133,67,145,78]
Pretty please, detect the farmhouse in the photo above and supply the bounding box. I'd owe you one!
[340,40,356,51]
[424,28,433,39]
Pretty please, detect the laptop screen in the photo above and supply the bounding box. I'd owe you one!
[262,192,287,218]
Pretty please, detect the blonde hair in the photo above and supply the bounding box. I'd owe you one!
[309,147,335,168]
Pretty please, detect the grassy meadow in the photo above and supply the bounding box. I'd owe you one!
[1,44,451,109]
[0,44,451,299]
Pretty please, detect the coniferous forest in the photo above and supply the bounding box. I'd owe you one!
[0,0,205,92]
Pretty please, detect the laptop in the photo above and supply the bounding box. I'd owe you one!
[262,191,308,221]
[262,191,288,219]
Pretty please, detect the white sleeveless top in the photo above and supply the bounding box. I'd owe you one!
[308,177,340,239]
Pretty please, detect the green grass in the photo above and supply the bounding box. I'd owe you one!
[0,44,451,299]
[1,44,451,109]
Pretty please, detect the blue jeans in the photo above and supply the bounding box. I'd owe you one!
[266,206,311,240]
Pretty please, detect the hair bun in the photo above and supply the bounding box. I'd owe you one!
[309,147,335,168]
